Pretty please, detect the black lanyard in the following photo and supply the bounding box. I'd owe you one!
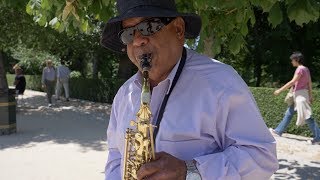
[153,47,187,143]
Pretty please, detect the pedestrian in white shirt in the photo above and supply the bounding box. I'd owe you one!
[42,60,56,107]
[101,0,279,179]
[55,60,70,101]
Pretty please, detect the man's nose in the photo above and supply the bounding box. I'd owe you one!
[132,30,149,47]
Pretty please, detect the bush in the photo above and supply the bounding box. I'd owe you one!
[69,77,123,103]
[7,74,122,103]
[250,87,320,137]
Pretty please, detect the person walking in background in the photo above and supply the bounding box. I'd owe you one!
[13,65,26,95]
[13,65,26,106]
[270,52,320,145]
[41,60,56,107]
[55,60,70,101]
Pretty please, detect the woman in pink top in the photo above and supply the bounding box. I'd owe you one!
[270,52,320,145]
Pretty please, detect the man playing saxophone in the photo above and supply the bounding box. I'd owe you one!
[102,0,279,179]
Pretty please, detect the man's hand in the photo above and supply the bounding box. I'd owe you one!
[137,152,187,180]
[42,84,46,89]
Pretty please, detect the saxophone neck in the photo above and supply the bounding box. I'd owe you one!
[141,70,151,105]
[140,53,152,105]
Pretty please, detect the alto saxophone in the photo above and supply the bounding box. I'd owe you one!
[122,54,155,180]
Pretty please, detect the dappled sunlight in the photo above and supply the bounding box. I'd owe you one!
[0,89,111,152]
[272,159,320,179]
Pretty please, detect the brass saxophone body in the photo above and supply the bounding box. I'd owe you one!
[122,54,155,180]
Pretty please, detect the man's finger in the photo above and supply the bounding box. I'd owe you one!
[147,171,173,180]
[154,151,167,160]
[137,160,161,180]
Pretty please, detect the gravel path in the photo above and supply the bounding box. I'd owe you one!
[0,89,319,180]
[271,134,320,179]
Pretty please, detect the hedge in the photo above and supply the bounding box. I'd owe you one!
[6,74,122,103]
[6,74,320,137]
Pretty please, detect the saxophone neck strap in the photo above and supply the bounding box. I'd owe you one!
[153,47,187,143]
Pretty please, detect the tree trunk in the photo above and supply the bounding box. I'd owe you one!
[0,50,9,95]
[203,36,215,58]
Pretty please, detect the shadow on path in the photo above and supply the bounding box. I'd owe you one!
[0,93,111,152]
[273,159,320,180]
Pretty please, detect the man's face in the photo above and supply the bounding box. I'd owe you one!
[47,61,53,67]
[122,17,185,84]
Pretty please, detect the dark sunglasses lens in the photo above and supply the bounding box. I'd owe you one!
[137,19,164,36]
[120,28,134,45]
[119,18,166,45]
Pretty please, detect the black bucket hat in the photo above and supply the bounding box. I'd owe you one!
[101,0,202,53]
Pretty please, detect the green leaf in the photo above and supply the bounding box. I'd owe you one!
[236,11,245,24]
[81,20,89,32]
[28,0,41,10]
[287,0,319,26]
[99,2,113,21]
[101,0,111,6]
[268,2,283,27]
[250,0,277,12]
[58,22,65,33]
[78,0,89,6]
[41,0,51,10]
[212,37,221,55]
[229,34,244,54]
[38,15,47,26]
[240,24,248,36]
[26,2,33,15]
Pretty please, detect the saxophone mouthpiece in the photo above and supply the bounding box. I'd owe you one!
[140,53,152,72]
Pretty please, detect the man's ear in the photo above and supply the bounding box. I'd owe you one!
[173,17,185,40]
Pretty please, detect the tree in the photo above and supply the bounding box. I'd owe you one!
[25,0,319,56]
[0,0,30,95]
[0,51,8,95]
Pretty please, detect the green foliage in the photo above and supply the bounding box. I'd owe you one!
[23,0,320,56]
[268,2,283,27]
[286,0,320,26]
[70,71,82,78]
[7,73,123,103]
[26,0,115,34]
[9,46,60,75]
[251,87,320,137]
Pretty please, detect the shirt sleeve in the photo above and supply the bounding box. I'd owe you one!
[194,78,278,180]
[56,66,60,78]
[105,90,122,180]
[295,67,303,76]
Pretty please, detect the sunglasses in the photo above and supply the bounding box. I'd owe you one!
[118,17,175,45]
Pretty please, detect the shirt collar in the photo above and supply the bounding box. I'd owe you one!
[134,56,182,95]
